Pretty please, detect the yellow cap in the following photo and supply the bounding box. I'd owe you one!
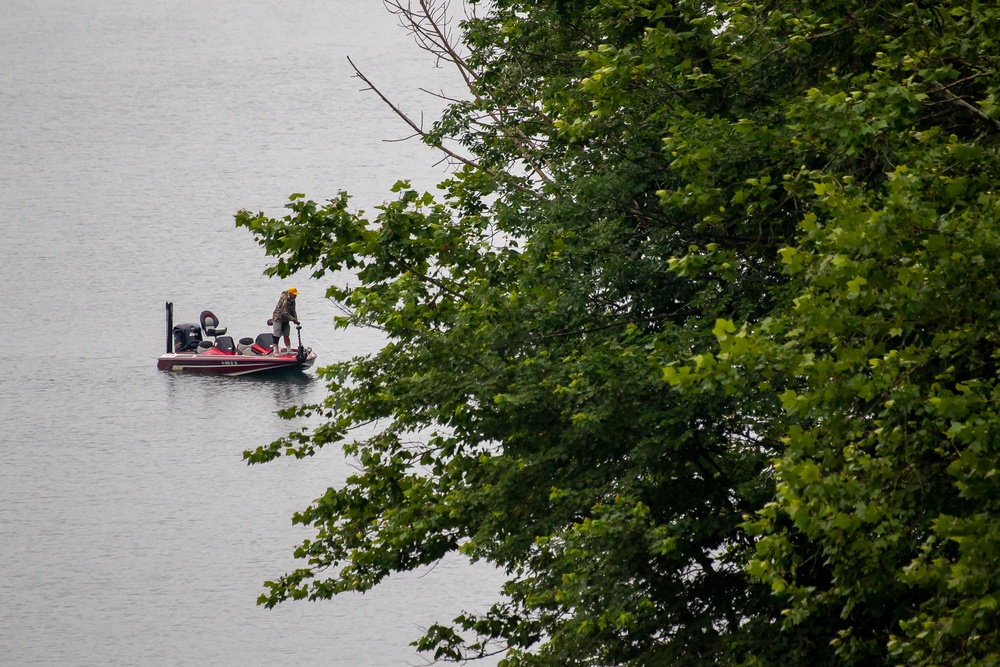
[288,286,299,296]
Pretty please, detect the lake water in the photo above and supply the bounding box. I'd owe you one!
[0,1,503,664]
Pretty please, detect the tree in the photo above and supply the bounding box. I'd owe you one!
[237,1,1000,665]
[733,4,1000,665]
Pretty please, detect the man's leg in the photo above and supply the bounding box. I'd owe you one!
[272,320,283,353]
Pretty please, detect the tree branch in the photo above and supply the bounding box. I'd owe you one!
[380,0,555,184]
[348,55,486,172]
[927,82,1000,131]
[390,253,474,305]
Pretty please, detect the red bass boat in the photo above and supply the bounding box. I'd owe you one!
[156,302,316,376]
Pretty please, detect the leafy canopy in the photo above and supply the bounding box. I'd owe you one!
[237,1,1000,665]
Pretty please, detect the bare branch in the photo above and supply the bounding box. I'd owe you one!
[383,132,424,143]
[418,87,466,104]
[348,55,483,172]
[384,0,474,88]
[927,82,1000,131]
[347,55,536,194]
[380,0,555,184]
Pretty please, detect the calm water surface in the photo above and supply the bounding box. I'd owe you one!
[0,1,503,664]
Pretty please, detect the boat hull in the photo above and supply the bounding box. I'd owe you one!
[156,350,316,376]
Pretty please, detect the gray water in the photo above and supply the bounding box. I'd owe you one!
[0,1,503,664]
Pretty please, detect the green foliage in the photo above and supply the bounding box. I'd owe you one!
[237,1,1000,665]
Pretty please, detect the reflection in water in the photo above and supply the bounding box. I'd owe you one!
[235,368,317,387]
[162,368,318,410]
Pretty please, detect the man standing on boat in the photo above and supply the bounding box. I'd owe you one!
[271,286,299,353]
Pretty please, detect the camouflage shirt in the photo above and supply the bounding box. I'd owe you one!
[272,291,298,323]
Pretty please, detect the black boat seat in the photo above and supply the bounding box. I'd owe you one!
[200,310,227,337]
[237,337,257,355]
[196,340,214,353]
[255,333,274,348]
[215,336,236,353]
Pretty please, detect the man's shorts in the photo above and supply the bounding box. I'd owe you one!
[272,319,291,338]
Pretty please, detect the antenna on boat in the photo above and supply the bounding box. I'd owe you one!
[165,302,174,354]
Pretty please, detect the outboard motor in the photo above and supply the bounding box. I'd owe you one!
[172,323,203,352]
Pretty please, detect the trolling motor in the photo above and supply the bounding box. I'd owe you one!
[266,318,307,358]
[295,323,306,362]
